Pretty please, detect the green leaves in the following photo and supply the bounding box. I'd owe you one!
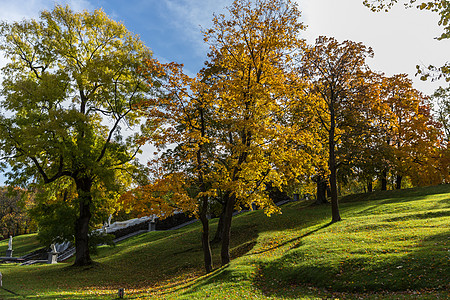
[0,4,164,263]
[0,4,156,186]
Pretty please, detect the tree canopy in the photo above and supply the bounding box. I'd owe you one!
[0,0,446,273]
[0,5,163,265]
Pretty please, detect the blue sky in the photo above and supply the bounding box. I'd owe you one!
[0,0,449,184]
[92,0,229,73]
[0,0,448,90]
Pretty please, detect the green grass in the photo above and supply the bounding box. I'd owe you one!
[0,233,41,257]
[0,184,449,299]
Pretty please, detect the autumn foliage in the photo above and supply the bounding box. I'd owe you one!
[0,0,447,275]
[117,0,449,273]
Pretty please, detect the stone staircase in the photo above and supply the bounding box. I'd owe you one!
[57,229,149,262]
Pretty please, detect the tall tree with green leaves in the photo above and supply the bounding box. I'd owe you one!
[0,5,162,265]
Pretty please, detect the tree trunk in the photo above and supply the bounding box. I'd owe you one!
[381,169,387,191]
[329,161,341,222]
[367,179,373,193]
[221,193,235,266]
[199,197,212,273]
[212,199,226,244]
[73,177,93,266]
[197,105,212,273]
[315,176,328,205]
[396,175,402,190]
[328,103,341,223]
[219,96,251,266]
[326,183,331,198]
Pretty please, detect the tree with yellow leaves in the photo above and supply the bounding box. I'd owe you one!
[130,0,314,271]
[203,0,313,265]
[123,61,220,272]
[376,74,444,188]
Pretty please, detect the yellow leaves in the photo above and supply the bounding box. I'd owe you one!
[133,0,318,226]
[120,172,199,219]
[206,0,304,77]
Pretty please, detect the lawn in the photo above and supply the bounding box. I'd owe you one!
[0,184,449,299]
[0,233,41,258]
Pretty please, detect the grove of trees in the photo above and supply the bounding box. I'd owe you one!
[0,0,448,272]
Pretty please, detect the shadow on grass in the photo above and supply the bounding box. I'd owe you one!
[386,209,450,222]
[249,222,333,256]
[340,184,450,204]
[252,231,449,299]
[6,186,448,299]
[0,286,23,299]
[168,203,333,298]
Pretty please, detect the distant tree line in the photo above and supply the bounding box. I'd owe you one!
[0,188,35,239]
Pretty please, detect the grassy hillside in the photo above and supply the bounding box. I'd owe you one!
[0,185,449,299]
[0,233,41,257]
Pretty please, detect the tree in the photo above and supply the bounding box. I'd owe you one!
[203,0,310,265]
[0,6,162,265]
[375,74,443,188]
[364,0,450,184]
[433,87,450,143]
[364,1,450,81]
[347,73,445,190]
[432,87,450,182]
[299,36,376,222]
[124,61,218,273]
[363,0,447,20]
[125,0,313,271]
[0,187,34,238]
[312,169,329,205]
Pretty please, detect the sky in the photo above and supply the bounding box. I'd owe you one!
[0,0,448,183]
[0,0,448,93]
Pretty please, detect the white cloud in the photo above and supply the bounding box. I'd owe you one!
[295,0,450,95]
[157,0,449,95]
[0,0,93,21]
[162,0,231,55]
[0,0,46,21]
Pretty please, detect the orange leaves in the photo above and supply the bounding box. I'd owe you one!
[374,74,445,185]
[132,0,314,222]
[195,1,316,216]
[138,58,166,81]
[120,172,198,219]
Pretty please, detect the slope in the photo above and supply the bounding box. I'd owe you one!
[0,184,449,299]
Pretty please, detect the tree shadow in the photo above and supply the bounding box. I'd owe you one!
[386,210,450,222]
[249,222,333,256]
[252,231,450,299]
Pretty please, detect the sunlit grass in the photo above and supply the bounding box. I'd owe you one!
[0,184,449,299]
[0,233,41,257]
